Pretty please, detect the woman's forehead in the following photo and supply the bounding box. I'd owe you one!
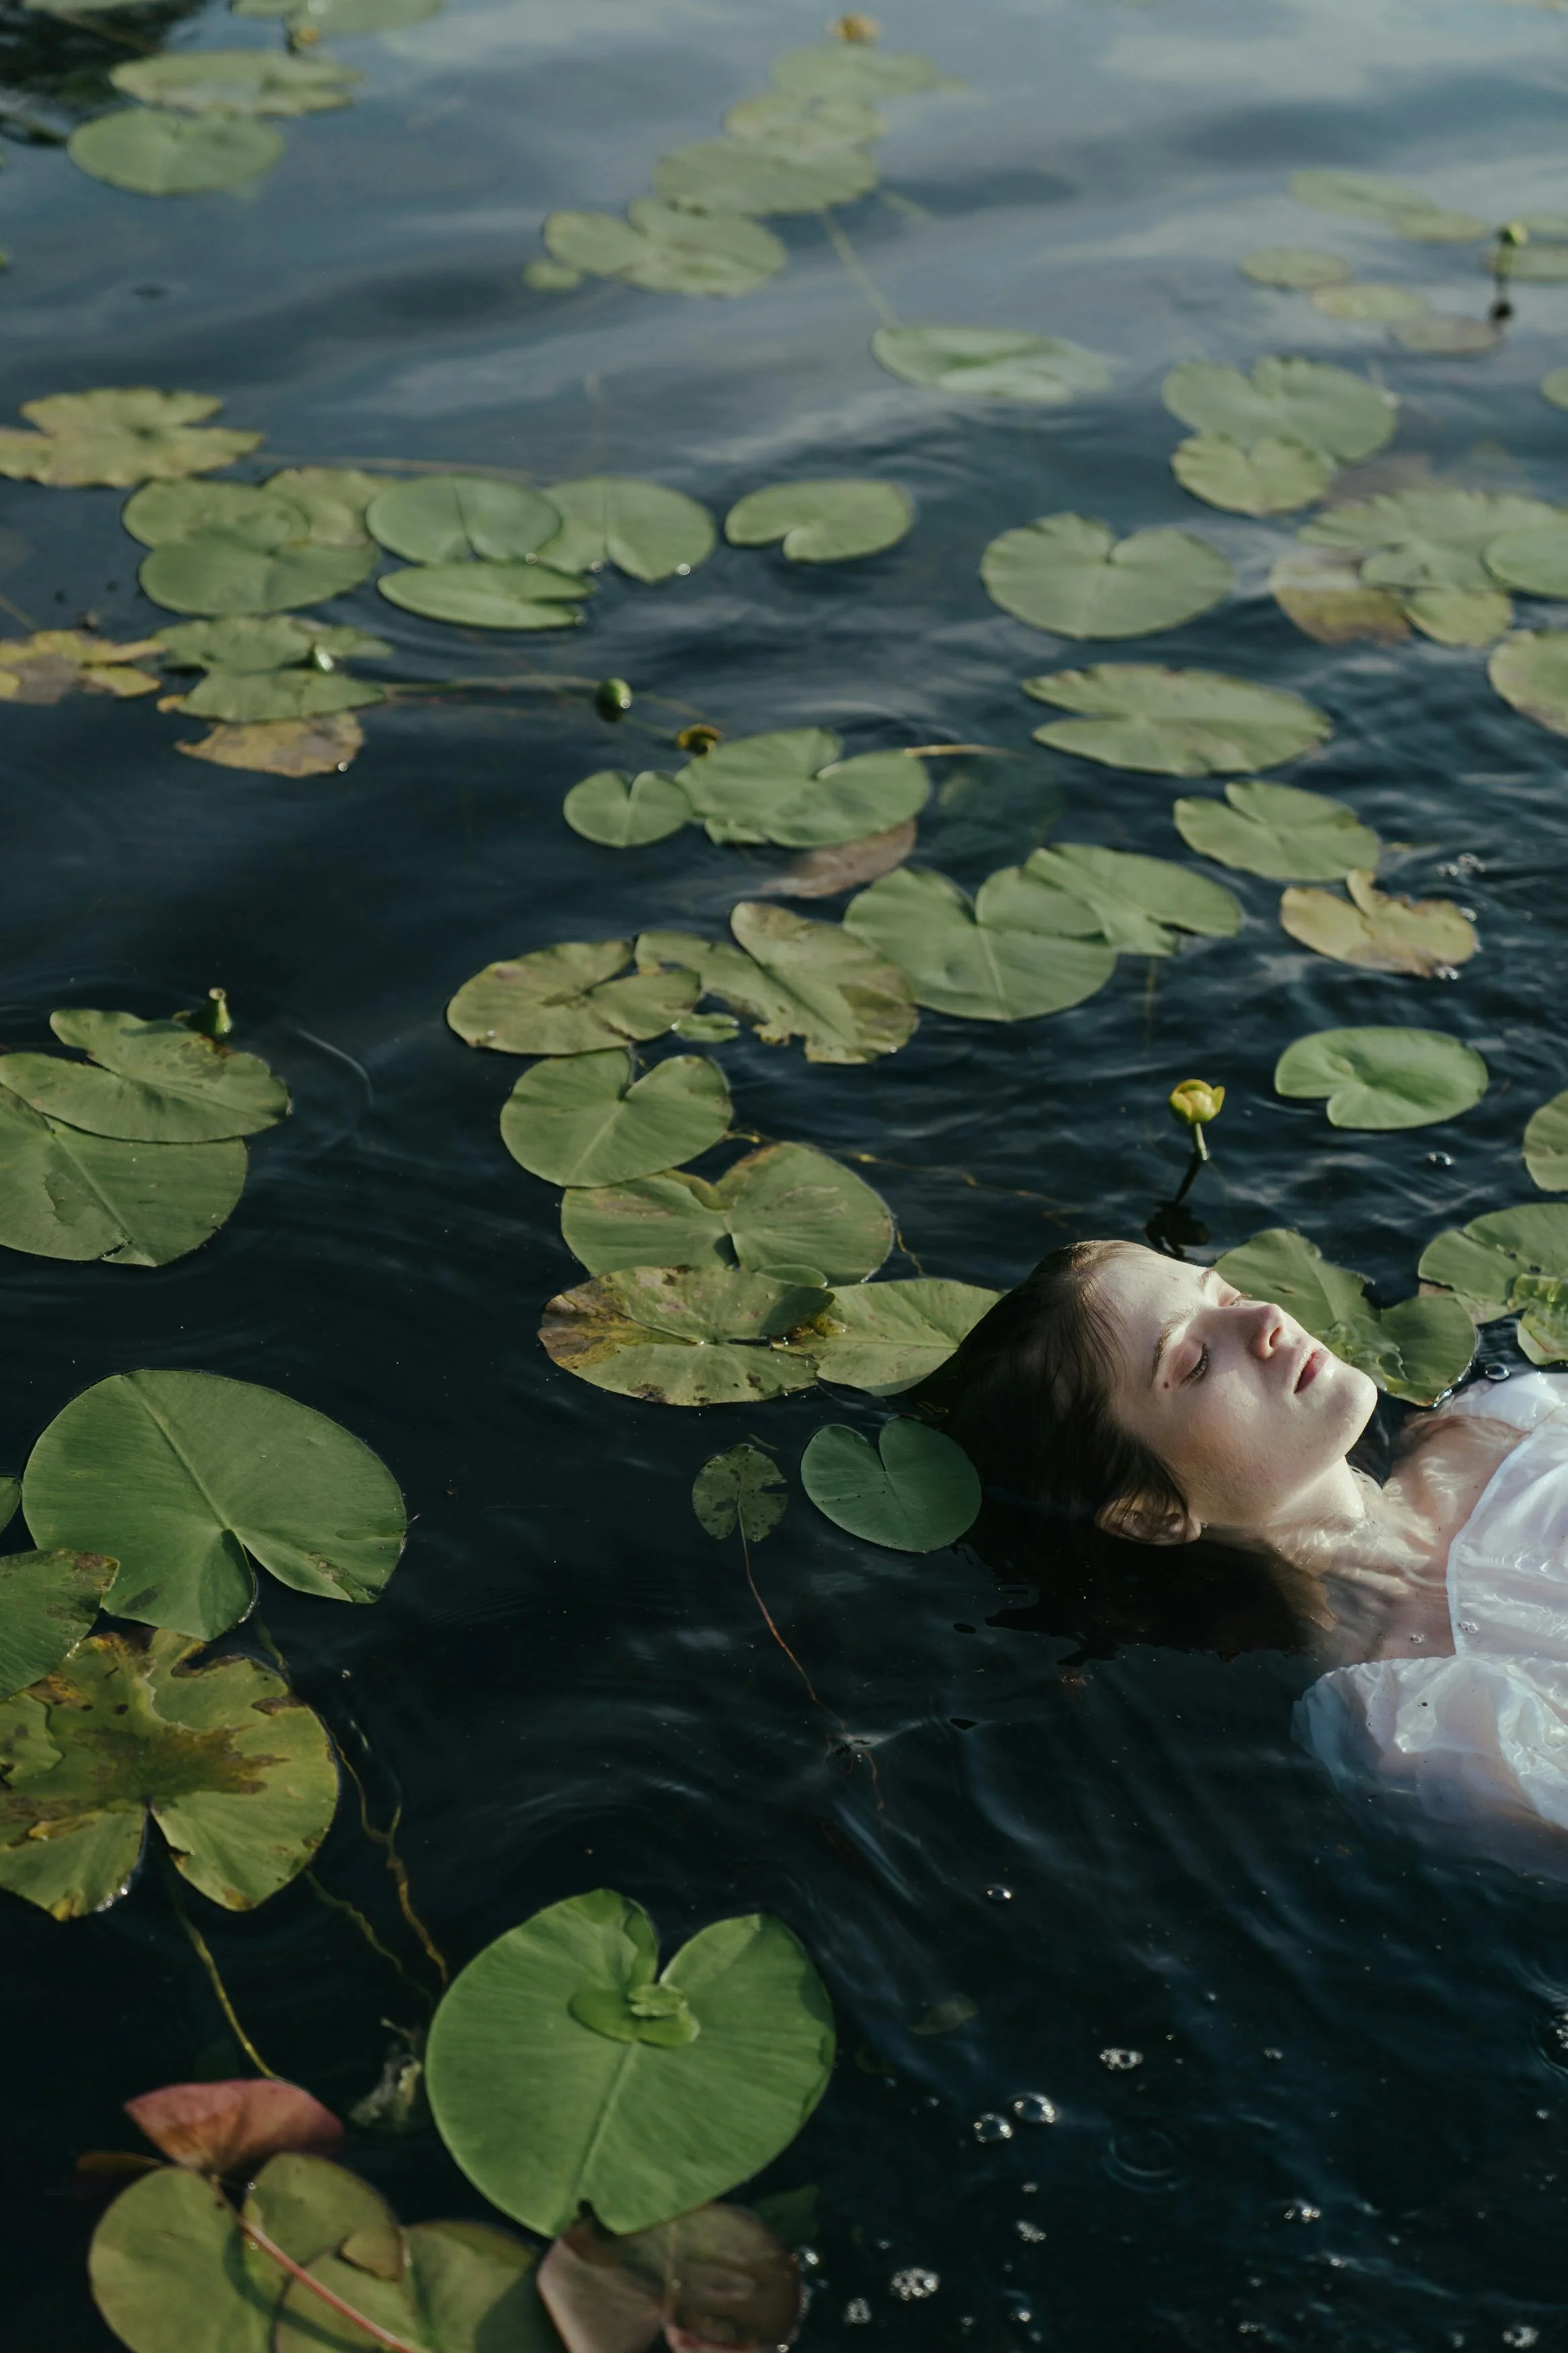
[1094,1246,1212,1333]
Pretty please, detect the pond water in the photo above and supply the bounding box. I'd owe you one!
[7,0,1568,2341]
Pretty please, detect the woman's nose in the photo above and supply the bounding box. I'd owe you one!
[1238,1298,1287,1354]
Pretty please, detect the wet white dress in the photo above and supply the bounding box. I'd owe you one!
[1296,1371,1568,1853]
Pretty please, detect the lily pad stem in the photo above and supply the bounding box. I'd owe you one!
[235,2214,427,2353]
[1174,1129,1207,1192]
[741,1526,823,1710]
[164,1865,278,2079]
[339,1725,450,1991]
[304,1872,436,2012]
[818,208,899,329]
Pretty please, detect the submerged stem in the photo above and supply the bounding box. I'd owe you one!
[304,1872,436,2012]
[338,1728,450,1991]
[818,210,899,329]
[236,2215,426,2353]
[164,1868,278,2079]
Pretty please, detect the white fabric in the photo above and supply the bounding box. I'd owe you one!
[1295,1373,1568,1845]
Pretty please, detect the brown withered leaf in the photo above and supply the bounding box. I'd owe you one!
[540,2203,801,2353]
[177,713,365,776]
[126,2078,343,2176]
[1279,867,1477,975]
[0,630,163,704]
[1270,549,1408,645]
[753,817,917,900]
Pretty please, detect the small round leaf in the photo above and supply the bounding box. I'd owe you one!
[802,1419,979,1550]
[1274,1027,1488,1129]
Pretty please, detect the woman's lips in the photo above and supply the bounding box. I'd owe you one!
[1294,1345,1324,1393]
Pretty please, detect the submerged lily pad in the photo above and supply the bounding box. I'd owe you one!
[1525,1092,1568,1190]
[1174,779,1378,880]
[366,476,559,564]
[842,863,1115,1020]
[233,0,443,28]
[655,137,876,215]
[1280,871,1477,975]
[1419,1204,1568,1363]
[0,1092,245,1267]
[0,388,259,489]
[1162,357,1397,462]
[1216,1228,1475,1405]
[69,108,284,195]
[539,1267,823,1405]
[448,941,698,1056]
[770,43,941,97]
[981,513,1231,638]
[262,467,382,548]
[0,629,162,703]
[636,904,916,1065]
[0,1550,114,1704]
[377,560,588,628]
[1274,1026,1488,1129]
[426,1890,835,2235]
[0,1630,337,1919]
[1303,489,1561,592]
[789,1279,1001,1391]
[673,729,927,848]
[536,477,714,582]
[563,769,693,846]
[561,1140,892,1283]
[725,91,884,148]
[124,479,308,549]
[1312,281,1428,321]
[1171,434,1333,517]
[1391,314,1499,354]
[1240,247,1351,288]
[1542,368,1568,411]
[801,1419,979,1551]
[141,536,375,616]
[1024,665,1330,775]
[871,325,1112,404]
[1288,170,1487,241]
[501,1049,731,1187]
[171,667,381,722]
[24,1368,407,1639]
[177,713,364,774]
[1488,631,1568,734]
[110,50,358,114]
[725,481,913,563]
[0,1008,288,1142]
[692,1445,788,1543]
[544,202,786,296]
[1269,548,1409,645]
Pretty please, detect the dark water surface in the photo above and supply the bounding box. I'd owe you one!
[7,0,1568,2342]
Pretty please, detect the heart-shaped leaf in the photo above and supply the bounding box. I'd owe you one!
[0,1008,288,1141]
[981,513,1232,637]
[69,108,284,195]
[1274,1026,1488,1129]
[638,905,916,1064]
[871,325,1113,403]
[989,844,1241,955]
[1279,871,1477,975]
[653,136,876,214]
[726,480,913,562]
[1162,357,1397,462]
[536,478,715,581]
[544,200,786,296]
[1171,434,1333,517]
[1419,1205,1568,1362]
[561,1140,892,1282]
[692,1443,788,1542]
[674,729,928,849]
[1024,665,1330,775]
[376,561,589,628]
[448,941,698,1056]
[1174,779,1378,879]
[123,480,309,550]
[843,864,1114,1018]
[110,49,358,113]
[788,1278,1001,1392]
[538,1267,822,1405]
[1525,1092,1568,1191]
[1304,490,1561,592]
[1489,631,1568,735]
[140,536,375,617]
[563,768,692,846]
[802,1419,980,1550]
[366,476,561,564]
[501,1049,731,1186]
[0,1090,245,1267]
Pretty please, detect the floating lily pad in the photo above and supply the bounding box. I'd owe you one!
[636,904,916,1064]
[981,513,1231,639]
[545,200,786,296]
[788,1279,1000,1392]
[123,479,308,549]
[1489,630,1568,733]
[987,843,1241,955]
[539,1266,823,1405]
[1174,779,1378,880]
[1525,1093,1568,1190]
[110,50,358,114]
[1504,242,1568,282]
[0,1091,244,1267]
[141,536,375,616]
[1274,1026,1488,1129]
[501,1049,731,1187]
[561,1140,892,1283]
[1312,281,1428,321]
[171,667,382,722]
[0,1008,288,1142]
[1024,665,1331,775]
[366,476,559,564]
[843,863,1115,1019]
[272,2198,551,2353]
[655,137,876,216]
[534,477,713,582]
[178,713,364,774]
[526,258,583,291]
[125,2079,343,2174]
[563,769,692,846]
[0,1630,336,1918]
[91,2167,272,2353]
[1171,434,1333,517]
[726,480,913,563]
[1280,870,1477,975]
[1419,1204,1568,1363]
[69,108,284,195]
[1215,1228,1475,1405]
[426,1889,835,2233]
[263,467,383,548]
[1269,547,1409,644]
[673,729,927,848]
[725,91,884,148]
[693,1445,788,1542]
[0,388,259,489]
[0,1549,114,1704]
[1288,170,1487,240]
[1304,489,1561,592]
[0,629,162,703]
[1485,525,1568,599]
[1162,357,1397,462]
[872,324,1113,403]
[159,617,380,673]
[801,1419,979,1550]
[377,560,588,628]
[233,0,443,28]
[753,819,916,902]
[1542,368,1568,411]
[1391,314,1499,354]
[770,43,941,97]
[1241,247,1351,288]
[1404,586,1512,645]
[448,941,698,1056]
[24,1368,406,1639]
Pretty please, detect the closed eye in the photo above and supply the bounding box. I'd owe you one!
[1183,1343,1210,1385]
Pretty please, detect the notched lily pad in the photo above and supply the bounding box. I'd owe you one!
[692,1443,788,1542]
[673,727,927,848]
[539,1267,824,1405]
[1525,1092,1568,1190]
[0,1007,288,1141]
[802,1419,979,1551]
[1172,434,1333,517]
[1024,665,1330,775]
[448,940,698,1056]
[981,512,1232,638]
[1489,631,1568,734]
[726,480,913,563]
[376,560,588,629]
[170,667,382,723]
[636,903,916,1064]
[788,1278,1001,1391]
[1419,1205,1568,1363]
[69,108,284,196]
[563,768,693,846]
[366,476,561,565]
[110,50,359,114]
[141,535,376,617]
[871,325,1112,404]
[1280,869,1477,975]
[843,863,1115,1021]
[537,477,714,582]
[1173,779,1378,880]
[501,1049,732,1187]
[1304,489,1561,592]
[1274,1025,1488,1129]
[561,1140,892,1283]
[544,202,786,297]
[0,388,259,489]
[1216,1227,1475,1405]
[1163,356,1396,463]
[0,1090,245,1268]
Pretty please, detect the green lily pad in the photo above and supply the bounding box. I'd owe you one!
[140,536,375,617]
[1525,1092,1568,1189]
[24,1368,407,1640]
[788,1279,1001,1392]
[0,1090,245,1267]
[1173,779,1378,880]
[1485,524,1568,599]
[233,0,443,29]
[1405,586,1512,646]
[376,561,588,629]
[1503,242,1568,281]
[636,904,916,1064]
[981,513,1231,638]
[110,50,358,114]
[673,729,927,848]
[1024,665,1331,775]
[655,137,876,215]
[448,941,698,1056]
[1171,434,1334,517]
[675,1010,741,1041]
[1280,871,1477,975]
[1274,1025,1488,1129]
[726,479,912,563]
[171,668,382,722]
[0,389,260,489]
[69,108,284,195]
[1390,314,1499,355]
[536,477,714,582]
[563,769,693,846]
[725,91,884,147]
[1241,247,1351,288]
[270,2187,554,2353]
[539,1265,823,1405]
[985,842,1241,955]
[366,476,560,564]
[1543,368,1568,411]
[0,1550,114,1704]
[1312,281,1428,321]
[1162,357,1397,462]
[1215,1227,1475,1405]
[1488,631,1568,733]
[90,2165,274,2353]
[871,325,1113,403]
[801,1419,979,1550]
[0,1630,337,1918]
[123,479,308,549]
[261,467,383,548]
[1304,489,1562,592]
[545,201,786,296]
[1270,548,1410,645]
[1288,169,1487,240]
[500,1049,731,1187]
[692,1444,788,1542]
[157,614,388,670]
[842,863,1114,1019]
[561,1140,892,1283]
[425,1889,835,2233]
[0,1008,288,1141]
[770,43,941,97]
[1419,1204,1568,1362]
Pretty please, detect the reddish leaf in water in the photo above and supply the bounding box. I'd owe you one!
[125,2079,343,2174]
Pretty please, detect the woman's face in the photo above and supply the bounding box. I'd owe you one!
[1091,1246,1378,1539]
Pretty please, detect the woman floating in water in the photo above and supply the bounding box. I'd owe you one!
[942,1240,1568,1856]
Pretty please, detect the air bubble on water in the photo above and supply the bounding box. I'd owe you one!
[985,1884,1014,1902]
[1502,2329,1539,2348]
[1015,2219,1047,2243]
[1012,2093,1058,2125]
[1263,2046,1282,2060]
[1007,2303,1034,2328]
[799,2247,822,2270]
[1427,1152,1453,1168]
[1100,2047,1143,2071]
[890,2268,939,2301]
[1283,2201,1321,2223]
[974,2112,1014,2142]
[844,2299,872,2325]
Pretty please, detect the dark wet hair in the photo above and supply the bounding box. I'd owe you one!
[927,1240,1314,1663]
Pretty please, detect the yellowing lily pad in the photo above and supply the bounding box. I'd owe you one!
[636,904,916,1064]
[0,388,259,489]
[448,941,698,1055]
[1279,869,1477,975]
[538,1267,824,1404]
